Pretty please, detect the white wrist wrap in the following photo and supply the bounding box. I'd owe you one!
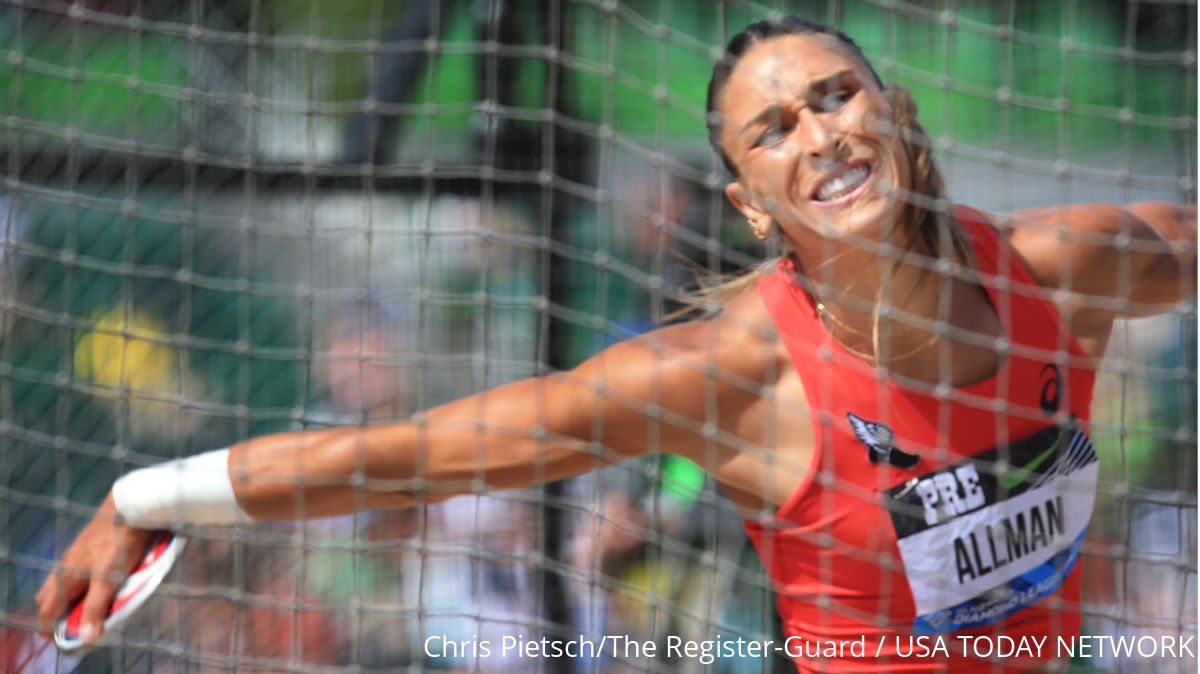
[112,449,251,528]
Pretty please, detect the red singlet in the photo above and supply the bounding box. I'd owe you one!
[747,207,1097,673]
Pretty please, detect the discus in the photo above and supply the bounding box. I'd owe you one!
[54,532,187,654]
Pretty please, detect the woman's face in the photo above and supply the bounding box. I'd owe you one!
[718,34,910,248]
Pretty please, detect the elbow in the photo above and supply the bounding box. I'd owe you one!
[1158,204,1197,304]
[1117,204,1196,312]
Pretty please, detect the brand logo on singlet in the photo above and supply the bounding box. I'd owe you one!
[1040,364,1062,416]
[884,421,1098,634]
[847,413,920,468]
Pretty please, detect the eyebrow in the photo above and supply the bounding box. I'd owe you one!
[738,69,854,135]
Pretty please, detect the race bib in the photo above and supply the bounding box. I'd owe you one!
[886,424,1098,634]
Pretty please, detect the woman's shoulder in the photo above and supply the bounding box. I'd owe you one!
[973,203,1184,300]
[958,201,1194,360]
[958,203,1136,289]
[596,274,784,388]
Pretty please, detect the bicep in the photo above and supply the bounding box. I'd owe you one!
[412,320,761,491]
[1011,203,1195,333]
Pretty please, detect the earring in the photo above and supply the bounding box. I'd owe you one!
[749,219,769,241]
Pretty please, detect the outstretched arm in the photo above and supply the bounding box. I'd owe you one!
[36,305,781,640]
[231,360,647,519]
[233,310,776,518]
[1008,202,1196,347]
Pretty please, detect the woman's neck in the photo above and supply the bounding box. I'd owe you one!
[788,231,1007,386]
[798,232,937,316]
[789,231,953,367]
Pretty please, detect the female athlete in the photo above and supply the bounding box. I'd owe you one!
[37,16,1195,673]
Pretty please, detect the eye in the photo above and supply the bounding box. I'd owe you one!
[755,125,787,147]
[818,87,854,112]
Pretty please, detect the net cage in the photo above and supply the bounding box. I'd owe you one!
[0,0,1195,672]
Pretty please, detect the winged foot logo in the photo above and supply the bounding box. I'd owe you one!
[847,413,921,469]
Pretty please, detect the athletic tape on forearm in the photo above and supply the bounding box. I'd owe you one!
[112,449,252,527]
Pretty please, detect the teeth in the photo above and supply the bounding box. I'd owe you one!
[817,166,870,202]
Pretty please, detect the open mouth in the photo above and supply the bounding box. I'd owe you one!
[812,163,874,205]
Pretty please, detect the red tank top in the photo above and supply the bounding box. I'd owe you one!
[747,207,1097,673]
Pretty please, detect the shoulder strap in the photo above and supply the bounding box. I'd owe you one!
[756,261,825,350]
[954,205,1089,364]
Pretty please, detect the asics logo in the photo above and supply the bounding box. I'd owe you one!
[1040,364,1062,416]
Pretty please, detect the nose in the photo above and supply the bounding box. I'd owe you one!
[797,108,837,161]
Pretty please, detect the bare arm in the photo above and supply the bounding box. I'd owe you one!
[38,286,782,640]
[1123,201,1198,311]
[1008,202,1196,342]
[233,308,779,519]
[230,373,631,518]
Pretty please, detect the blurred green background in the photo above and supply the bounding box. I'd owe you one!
[1,1,1194,151]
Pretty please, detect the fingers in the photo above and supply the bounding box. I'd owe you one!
[36,567,88,639]
[33,494,153,646]
[78,572,121,644]
[36,572,120,644]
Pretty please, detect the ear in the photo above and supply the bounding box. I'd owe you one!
[725,182,772,227]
